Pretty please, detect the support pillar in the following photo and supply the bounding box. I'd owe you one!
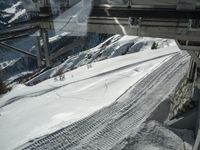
[35,35,42,68]
[193,101,200,150]
[187,51,200,102]
[187,51,200,68]
[41,29,51,68]
[187,59,196,82]
[82,0,87,6]
[190,52,200,150]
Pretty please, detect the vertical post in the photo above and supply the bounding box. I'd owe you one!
[191,52,200,150]
[128,0,132,8]
[35,35,42,67]
[41,28,51,68]
[44,0,50,6]
[187,59,196,82]
[193,98,200,150]
[82,0,87,6]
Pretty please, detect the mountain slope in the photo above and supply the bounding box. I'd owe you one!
[0,1,27,25]
[0,45,190,150]
[27,35,175,85]
[17,50,191,150]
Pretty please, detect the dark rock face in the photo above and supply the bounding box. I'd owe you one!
[168,77,196,120]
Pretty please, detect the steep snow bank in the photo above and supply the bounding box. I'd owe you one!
[0,47,179,150]
[15,49,190,150]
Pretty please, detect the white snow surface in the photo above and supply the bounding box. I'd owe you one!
[112,121,194,150]
[0,59,20,71]
[0,45,180,150]
[49,32,70,43]
[4,1,27,23]
[4,2,22,14]
[8,9,26,23]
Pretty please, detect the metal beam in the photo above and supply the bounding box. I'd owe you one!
[176,40,200,51]
[0,42,37,58]
[0,34,30,42]
[176,40,200,69]
[187,59,196,82]
[0,26,39,41]
[0,4,199,42]
[35,36,42,67]
[93,0,200,8]
[4,17,199,41]
[41,29,51,67]
[193,87,200,150]
[187,51,200,68]
[90,6,200,19]
[85,18,200,42]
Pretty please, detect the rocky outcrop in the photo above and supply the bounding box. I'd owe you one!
[169,77,196,120]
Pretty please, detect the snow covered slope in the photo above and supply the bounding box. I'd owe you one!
[0,46,183,150]
[2,1,27,24]
[27,35,175,85]
[16,49,190,150]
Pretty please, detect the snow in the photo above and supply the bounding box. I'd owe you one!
[0,46,180,150]
[4,2,22,14]
[15,48,190,150]
[8,9,26,23]
[0,59,20,71]
[49,32,70,43]
[6,71,33,84]
[3,1,27,23]
[112,121,194,150]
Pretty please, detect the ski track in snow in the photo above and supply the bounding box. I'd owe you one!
[18,52,190,150]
